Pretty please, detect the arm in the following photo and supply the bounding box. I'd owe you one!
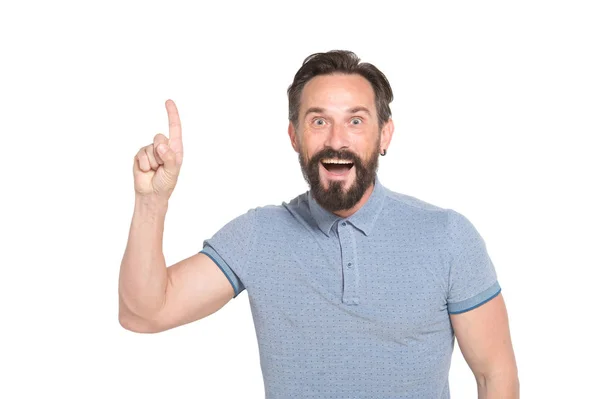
[118,194,170,322]
[119,99,235,333]
[118,195,235,333]
[450,293,519,398]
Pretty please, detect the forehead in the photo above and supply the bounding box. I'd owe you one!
[299,73,376,111]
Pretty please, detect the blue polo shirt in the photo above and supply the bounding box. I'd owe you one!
[200,175,501,398]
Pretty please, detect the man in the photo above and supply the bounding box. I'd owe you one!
[119,50,519,398]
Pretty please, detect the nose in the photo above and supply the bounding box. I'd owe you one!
[324,121,351,151]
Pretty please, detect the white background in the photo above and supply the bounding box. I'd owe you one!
[1,0,598,397]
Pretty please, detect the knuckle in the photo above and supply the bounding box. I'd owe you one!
[139,145,151,156]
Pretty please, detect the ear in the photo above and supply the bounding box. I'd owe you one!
[288,121,300,153]
[380,118,395,152]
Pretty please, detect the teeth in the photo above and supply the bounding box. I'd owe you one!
[321,159,353,164]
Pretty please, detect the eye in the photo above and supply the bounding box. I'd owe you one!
[313,118,326,126]
[350,118,362,125]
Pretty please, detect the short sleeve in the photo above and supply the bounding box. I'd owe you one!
[200,208,257,298]
[446,209,501,314]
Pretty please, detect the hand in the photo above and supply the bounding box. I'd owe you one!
[133,99,184,201]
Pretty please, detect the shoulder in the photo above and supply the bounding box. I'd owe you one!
[250,191,310,225]
[381,186,450,226]
[382,189,478,241]
[384,188,447,212]
[381,188,486,253]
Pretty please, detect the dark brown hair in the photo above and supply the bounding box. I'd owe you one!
[287,50,394,129]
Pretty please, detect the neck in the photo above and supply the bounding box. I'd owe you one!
[332,182,375,218]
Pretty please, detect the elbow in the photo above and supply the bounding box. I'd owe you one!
[118,314,136,332]
[476,368,520,397]
[118,299,162,334]
[118,290,165,333]
[118,311,161,334]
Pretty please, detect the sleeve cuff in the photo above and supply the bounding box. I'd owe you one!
[200,246,245,298]
[448,281,501,314]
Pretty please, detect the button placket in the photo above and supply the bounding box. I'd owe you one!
[338,220,359,305]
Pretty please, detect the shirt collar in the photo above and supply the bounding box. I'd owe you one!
[308,174,387,237]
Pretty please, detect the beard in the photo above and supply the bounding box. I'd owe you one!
[298,140,380,213]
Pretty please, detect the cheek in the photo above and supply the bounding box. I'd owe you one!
[361,135,380,154]
[297,143,313,164]
[299,136,321,159]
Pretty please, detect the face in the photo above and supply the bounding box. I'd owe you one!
[289,73,392,213]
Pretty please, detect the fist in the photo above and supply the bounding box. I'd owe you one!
[133,99,184,201]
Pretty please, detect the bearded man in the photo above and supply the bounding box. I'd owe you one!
[119,50,519,398]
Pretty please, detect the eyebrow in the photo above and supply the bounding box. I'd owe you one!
[303,106,372,119]
[347,106,371,116]
[304,107,326,119]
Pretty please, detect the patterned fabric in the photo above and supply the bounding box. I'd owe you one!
[201,174,500,398]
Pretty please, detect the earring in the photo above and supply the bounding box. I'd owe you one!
[380,149,387,156]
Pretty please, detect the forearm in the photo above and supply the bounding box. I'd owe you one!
[476,371,519,399]
[119,195,169,320]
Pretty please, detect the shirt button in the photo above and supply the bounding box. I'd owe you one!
[347,262,352,268]
[341,222,347,226]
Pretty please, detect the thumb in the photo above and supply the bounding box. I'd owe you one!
[157,143,181,176]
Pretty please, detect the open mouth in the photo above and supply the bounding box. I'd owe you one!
[320,159,354,176]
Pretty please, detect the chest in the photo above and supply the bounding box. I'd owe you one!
[246,226,450,340]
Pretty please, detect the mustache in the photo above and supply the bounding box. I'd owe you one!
[309,148,359,164]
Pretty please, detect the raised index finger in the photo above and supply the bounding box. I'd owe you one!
[165,99,183,155]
